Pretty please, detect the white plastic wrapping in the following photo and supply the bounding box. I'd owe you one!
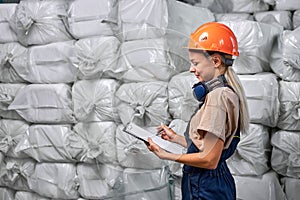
[118,0,168,41]
[167,0,214,73]
[9,0,72,46]
[167,119,187,177]
[215,13,254,22]
[195,0,269,13]
[15,124,84,162]
[72,79,120,122]
[0,42,27,83]
[270,27,300,81]
[73,122,118,164]
[238,73,280,127]
[0,187,14,200]
[271,130,300,178]
[122,167,172,200]
[77,163,123,199]
[8,84,76,123]
[0,4,18,43]
[0,157,35,191]
[13,41,78,83]
[73,36,122,80]
[281,177,300,200]
[234,171,286,200]
[227,124,271,176]
[254,11,292,30]
[222,20,282,74]
[0,83,27,119]
[67,0,117,39]
[119,38,176,82]
[168,71,198,122]
[293,10,300,29]
[274,0,300,11]
[0,119,29,158]
[15,191,50,200]
[115,81,171,126]
[116,124,165,169]
[28,163,79,199]
[277,81,300,130]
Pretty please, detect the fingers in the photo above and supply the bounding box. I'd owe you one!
[147,137,159,152]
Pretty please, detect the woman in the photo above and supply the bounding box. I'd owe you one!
[147,22,249,200]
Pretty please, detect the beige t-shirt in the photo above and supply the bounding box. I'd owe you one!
[189,87,239,150]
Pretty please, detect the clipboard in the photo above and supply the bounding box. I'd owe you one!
[123,122,183,154]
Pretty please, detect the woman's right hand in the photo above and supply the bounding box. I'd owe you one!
[156,124,177,142]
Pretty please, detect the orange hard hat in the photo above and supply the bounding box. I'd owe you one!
[186,22,239,56]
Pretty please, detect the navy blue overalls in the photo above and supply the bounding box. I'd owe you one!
[181,87,240,200]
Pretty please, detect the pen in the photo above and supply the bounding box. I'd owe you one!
[155,124,175,136]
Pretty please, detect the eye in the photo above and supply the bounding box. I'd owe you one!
[191,62,199,66]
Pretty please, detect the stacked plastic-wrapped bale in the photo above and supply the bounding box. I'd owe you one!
[269,15,300,200]
[114,1,177,199]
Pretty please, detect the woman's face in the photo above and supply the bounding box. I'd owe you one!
[189,51,217,82]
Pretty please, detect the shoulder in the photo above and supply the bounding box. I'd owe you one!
[205,87,239,107]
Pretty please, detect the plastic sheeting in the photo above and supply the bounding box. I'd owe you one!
[234,171,286,200]
[281,177,300,200]
[0,187,14,200]
[167,0,214,73]
[15,191,50,200]
[168,71,199,122]
[0,42,27,83]
[122,167,172,200]
[28,163,79,199]
[115,81,170,126]
[66,0,117,39]
[15,41,78,83]
[238,73,280,127]
[270,27,300,81]
[215,13,253,22]
[0,119,29,158]
[118,0,168,41]
[0,83,26,119]
[119,38,176,82]
[222,20,282,74]
[15,124,83,163]
[274,0,300,11]
[194,0,269,13]
[9,0,72,46]
[167,119,187,177]
[72,79,120,122]
[293,10,300,29]
[254,11,292,30]
[0,4,18,43]
[227,124,271,176]
[8,84,76,123]
[73,36,122,80]
[116,124,165,169]
[277,81,300,131]
[0,157,35,191]
[73,122,118,164]
[271,130,300,178]
[77,163,123,199]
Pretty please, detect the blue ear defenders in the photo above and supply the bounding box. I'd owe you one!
[192,74,228,102]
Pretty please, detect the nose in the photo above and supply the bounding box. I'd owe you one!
[189,65,195,73]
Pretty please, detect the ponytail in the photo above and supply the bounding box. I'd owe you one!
[225,67,249,132]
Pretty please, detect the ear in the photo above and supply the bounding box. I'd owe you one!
[211,54,222,67]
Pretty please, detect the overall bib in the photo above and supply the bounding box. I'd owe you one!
[181,98,240,200]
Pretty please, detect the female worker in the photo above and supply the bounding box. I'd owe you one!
[147,22,249,200]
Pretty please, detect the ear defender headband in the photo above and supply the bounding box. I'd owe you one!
[192,74,228,102]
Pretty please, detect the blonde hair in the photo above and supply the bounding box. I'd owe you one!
[225,66,250,132]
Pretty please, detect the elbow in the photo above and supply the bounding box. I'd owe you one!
[204,157,219,170]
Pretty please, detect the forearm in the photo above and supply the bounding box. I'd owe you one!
[172,134,187,148]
